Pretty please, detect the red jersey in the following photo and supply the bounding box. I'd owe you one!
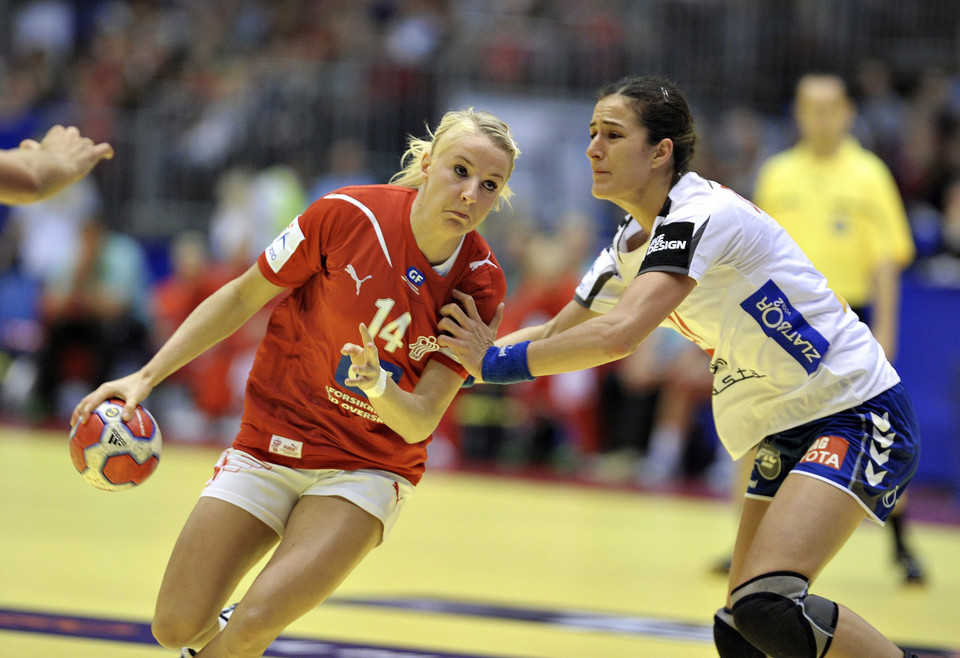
[234,185,506,484]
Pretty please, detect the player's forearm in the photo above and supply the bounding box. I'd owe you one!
[495,300,597,347]
[495,323,547,346]
[0,153,49,204]
[140,277,267,387]
[366,383,454,444]
[524,276,687,377]
[526,312,643,376]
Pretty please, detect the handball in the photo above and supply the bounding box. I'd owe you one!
[69,398,162,491]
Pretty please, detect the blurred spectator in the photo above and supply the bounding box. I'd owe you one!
[499,228,600,468]
[453,219,599,470]
[0,179,101,412]
[11,0,75,64]
[939,178,960,265]
[209,165,307,268]
[898,68,957,211]
[919,175,960,285]
[307,137,377,202]
[381,0,450,68]
[853,59,907,178]
[591,328,714,487]
[755,73,915,360]
[149,230,263,442]
[754,72,924,583]
[5,177,101,281]
[29,215,151,421]
[697,106,776,200]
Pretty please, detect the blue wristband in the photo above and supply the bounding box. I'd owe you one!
[481,341,535,384]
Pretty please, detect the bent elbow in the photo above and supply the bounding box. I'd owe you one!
[397,414,440,445]
[400,425,433,445]
[601,324,641,362]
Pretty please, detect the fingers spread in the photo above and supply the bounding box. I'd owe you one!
[359,322,373,344]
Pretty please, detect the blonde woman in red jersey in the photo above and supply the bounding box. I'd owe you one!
[71,109,519,658]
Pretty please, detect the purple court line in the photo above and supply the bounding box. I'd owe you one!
[0,607,499,657]
[1,601,957,657]
[329,596,960,657]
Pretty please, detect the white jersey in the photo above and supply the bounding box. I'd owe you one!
[575,172,900,459]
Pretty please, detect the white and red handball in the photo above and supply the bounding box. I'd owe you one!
[69,398,162,491]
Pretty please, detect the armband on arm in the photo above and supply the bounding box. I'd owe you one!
[480,341,535,384]
[361,367,390,398]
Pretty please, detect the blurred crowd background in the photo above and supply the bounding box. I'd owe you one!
[3,0,960,498]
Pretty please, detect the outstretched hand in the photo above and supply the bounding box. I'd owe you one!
[341,323,383,391]
[437,290,504,378]
[26,125,114,186]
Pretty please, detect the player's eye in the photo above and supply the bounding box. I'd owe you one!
[454,164,467,176]
[482,180,499,192]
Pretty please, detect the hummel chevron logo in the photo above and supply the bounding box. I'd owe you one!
[870,411,891,434]
[870,412,896,449]
[865,461,885,487]
[869,442,891,466]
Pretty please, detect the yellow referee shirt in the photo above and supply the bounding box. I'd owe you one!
[753,136,915,308]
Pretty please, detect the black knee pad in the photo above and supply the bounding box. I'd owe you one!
[714,607,765,658]
[731,571,838,658]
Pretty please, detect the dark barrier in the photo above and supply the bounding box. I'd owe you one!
[896,274,960,496]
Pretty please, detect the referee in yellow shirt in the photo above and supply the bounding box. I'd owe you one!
[754,73,924,583]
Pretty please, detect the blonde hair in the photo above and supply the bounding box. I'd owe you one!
[390,108,520,209]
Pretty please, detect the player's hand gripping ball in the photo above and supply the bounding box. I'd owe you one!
[69,398,162,491]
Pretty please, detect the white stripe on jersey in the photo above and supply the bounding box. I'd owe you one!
[324,193,393,266]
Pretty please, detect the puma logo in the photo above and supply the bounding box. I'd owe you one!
[469,251,498,271]
[345,264,372,294]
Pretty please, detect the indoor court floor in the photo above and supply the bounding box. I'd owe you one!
[1,427,959,657]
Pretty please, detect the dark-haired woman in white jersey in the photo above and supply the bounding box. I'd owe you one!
[440,76,920,658]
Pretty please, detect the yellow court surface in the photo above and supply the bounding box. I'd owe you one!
[1,427,958,657]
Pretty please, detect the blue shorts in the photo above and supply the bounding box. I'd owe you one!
[746,383,920,523]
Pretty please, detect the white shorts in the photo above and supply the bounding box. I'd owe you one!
[200,448,415,542]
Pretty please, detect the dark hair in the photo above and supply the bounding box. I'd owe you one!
[598,75,697,181]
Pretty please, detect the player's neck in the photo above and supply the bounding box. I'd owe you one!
[614,178,673,234]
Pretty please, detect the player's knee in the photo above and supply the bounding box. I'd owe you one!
[731,571,838,658]
[219,601,285,655]
[713,607,765,658]
[151,608,207,650]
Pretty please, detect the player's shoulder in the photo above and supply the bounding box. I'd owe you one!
[668,173,739,220]
[299,184,414,233]
[316,184,414,212]
[665,173,763,241]
[456,232,507,293]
